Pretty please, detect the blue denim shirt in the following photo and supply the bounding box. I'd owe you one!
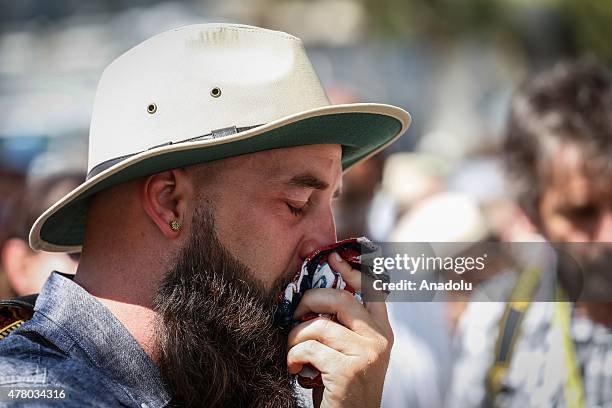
[0,272,171,407]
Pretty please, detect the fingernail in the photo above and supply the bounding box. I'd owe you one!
[333,252,343,262]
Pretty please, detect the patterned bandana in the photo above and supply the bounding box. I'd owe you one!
[275,237,382,388]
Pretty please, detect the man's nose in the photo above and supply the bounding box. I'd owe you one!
[297,210,337,260]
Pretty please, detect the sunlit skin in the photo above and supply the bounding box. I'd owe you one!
[537,143,612,326]
[74,144,393,408]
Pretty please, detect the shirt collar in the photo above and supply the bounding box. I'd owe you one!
[34,272,171,408]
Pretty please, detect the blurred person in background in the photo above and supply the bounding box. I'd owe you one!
[390,191,497,323]
[450,58,612,407]
[1,171,82,298]
[383,192,492,408]
[376,153,445,241]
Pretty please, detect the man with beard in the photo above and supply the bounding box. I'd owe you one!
[449,59,612,407]
[0,24,410,407]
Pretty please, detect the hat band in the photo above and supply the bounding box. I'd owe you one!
[86,124,262,181]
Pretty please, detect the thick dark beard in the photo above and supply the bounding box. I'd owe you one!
[153,206,301,407]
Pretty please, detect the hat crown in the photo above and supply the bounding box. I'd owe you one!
[88,24,330,173]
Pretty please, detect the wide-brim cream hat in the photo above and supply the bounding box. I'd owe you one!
[30,23,411,252]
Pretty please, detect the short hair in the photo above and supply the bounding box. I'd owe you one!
[504,57,612,222]
[4,173,84,242]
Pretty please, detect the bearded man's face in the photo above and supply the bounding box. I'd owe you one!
[537,143,612,300]
[153,206,301,407]
[152,144,343,406]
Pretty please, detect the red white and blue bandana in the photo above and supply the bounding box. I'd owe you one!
[276,237,381,388]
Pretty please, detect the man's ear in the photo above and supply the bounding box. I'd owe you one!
[140,169,191,238]
[1,238,30,294]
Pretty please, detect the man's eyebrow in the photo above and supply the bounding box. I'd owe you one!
[287,174,328,190]
[285,173,342,197]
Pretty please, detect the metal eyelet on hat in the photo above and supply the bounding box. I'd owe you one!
[147,103,157,114]
[210,87,222,98]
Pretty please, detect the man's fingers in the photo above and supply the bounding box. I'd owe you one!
[287,339,345,375]
[327,251,362,291]
[293,288,381,337]
[328,251,394,339]
[365,300,393,341]
[288,316,361,353]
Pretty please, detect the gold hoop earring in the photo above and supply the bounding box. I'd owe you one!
[170,220,181,231]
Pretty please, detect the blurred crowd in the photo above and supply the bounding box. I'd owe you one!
[1,1,611,407]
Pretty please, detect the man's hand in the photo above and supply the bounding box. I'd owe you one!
[287,252,394,408]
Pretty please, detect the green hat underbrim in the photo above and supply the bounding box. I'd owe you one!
[33,108,408,252]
